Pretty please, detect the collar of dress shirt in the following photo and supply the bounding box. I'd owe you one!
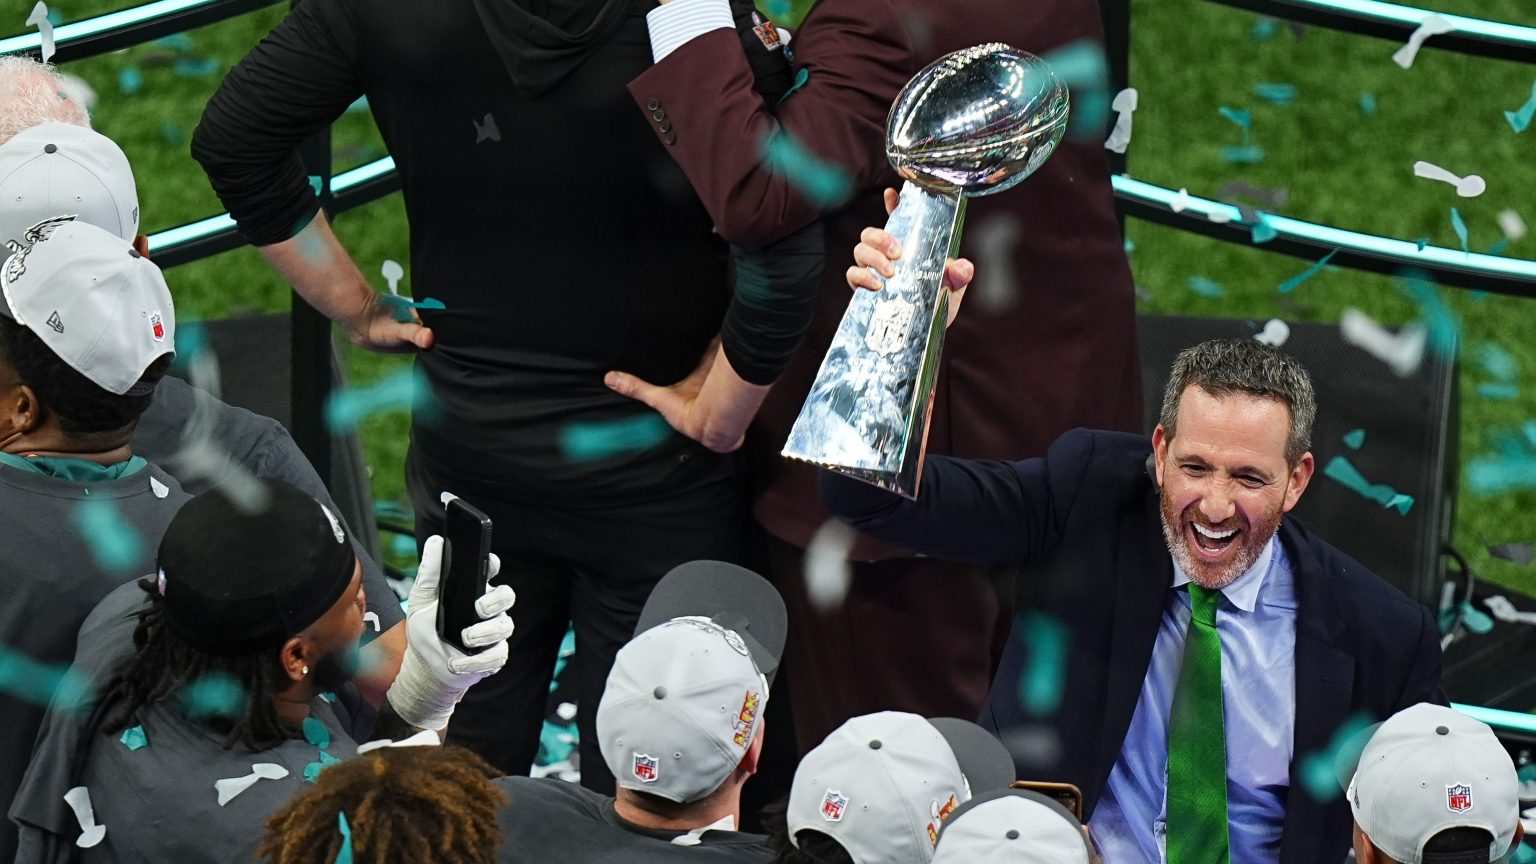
[1170,533,1278,613]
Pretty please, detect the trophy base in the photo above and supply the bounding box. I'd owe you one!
[780,182,964,500]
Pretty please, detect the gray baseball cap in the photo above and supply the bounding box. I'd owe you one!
[0,220,174,396]
[597,560,786,804]
[787,711,1016,863]
[0,123,139,262]
[933,789,1092,864]
[1342,703,1519,864]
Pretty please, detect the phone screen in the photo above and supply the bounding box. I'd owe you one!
[437,498,492,654]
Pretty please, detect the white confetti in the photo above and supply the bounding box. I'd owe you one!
[63,786,105,848]
[363,610,380,632]
[381,259,404,296]
[149,475,169,499]
[1392,14,1453,69]
[215,763,288,806]
[1104,88,1138,154]
[1339,308,1427,377]
[804,520,857,613]
[1170,187,1190,214]
[356,729,441,754]
[969,213,1022,314]
[473,113,501,144]
[1412,160,1485,197]
[1254,318,1291,347]
[25,2,54,64]
[1207,209,1232,224]
[1497,209,1527,241]
[1484,596,1536,625]
[556,702,578,721]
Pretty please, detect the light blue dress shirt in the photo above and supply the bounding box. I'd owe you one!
[1088,536,1298,864]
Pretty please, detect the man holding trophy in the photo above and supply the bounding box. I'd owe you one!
[625,0,1142,755]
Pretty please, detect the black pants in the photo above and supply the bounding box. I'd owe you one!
[407,445,747,792]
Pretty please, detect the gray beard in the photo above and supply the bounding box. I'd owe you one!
[1160,513,1270,591]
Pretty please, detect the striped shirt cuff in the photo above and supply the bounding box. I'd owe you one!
[647,0,734,63]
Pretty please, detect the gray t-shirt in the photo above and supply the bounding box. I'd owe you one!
[0,460,190,863]
[133,375,405,636]
[494,776,772,863]
[9,582,368,864]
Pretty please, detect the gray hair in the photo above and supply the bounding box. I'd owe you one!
[0,56,91,145]
[1158,338,1316,465]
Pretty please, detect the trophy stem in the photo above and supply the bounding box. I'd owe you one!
[780,181,966,498]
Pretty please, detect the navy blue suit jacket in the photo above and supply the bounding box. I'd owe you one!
[821,428,1445,864]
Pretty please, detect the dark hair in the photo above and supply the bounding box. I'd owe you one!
[1423,826,1499,862]
[762,796,855,864]
[99,578,294,751]
[1158,338,1316,466]
[259,746,506,864]
[0,314,170,439]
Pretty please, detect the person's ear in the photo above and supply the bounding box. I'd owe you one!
[133,235,151,259]
[1283,451,1315,512]
[0,382,43,441]
[279,636,312,685]
[1151,425,1169,488]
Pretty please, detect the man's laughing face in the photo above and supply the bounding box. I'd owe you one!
[1154,386,1314,590]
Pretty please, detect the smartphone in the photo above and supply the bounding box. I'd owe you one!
[437,497,493,654]
[1010,780,1085,821]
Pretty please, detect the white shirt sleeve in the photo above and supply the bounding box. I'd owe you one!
[646,0,734,63]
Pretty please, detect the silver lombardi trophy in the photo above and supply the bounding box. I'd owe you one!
[781,44,1070,498]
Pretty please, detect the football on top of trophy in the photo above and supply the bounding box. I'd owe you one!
[885,43,1070,198]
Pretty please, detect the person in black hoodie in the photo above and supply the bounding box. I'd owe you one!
[191,0,821,793]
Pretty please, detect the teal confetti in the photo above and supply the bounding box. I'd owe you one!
[325,369,436,435]
[778,67,809,106]
[559,414,673,462]
[1478,344,1518,381]
[0,647,92,708]
[1323,456,1414,515]
[159,122,184,147]
[1450,208,1470,257]
[345,95,369,115]
[1358,92,1377,116]
[1459,601,1495,634]
[1399,269,1459,359]
[1414,237,1429,252]
[1222,146,1265,164]
[171,57,218,78]
[538,717,578,766]
[336,813,354,864]
[46,7,63,25]
[303,716,332,749]
[153,33,194,52]
[765,0,790,18]
[1514,843,1536,864]
[378,294,446,323]
[1014,611,1070,716]
[1251,17,1278,40]
[308,175,324,197]
[1520,763,1536,783]
[180,672,245,719]
[1277,249,1337,293]
[1218,106,1252,135]
[1249,213,1276,245]
[117,67,142,95]
[1041,40,1109,141]
[1123,237,1135,254]
[119,725,148,751]
[304,761,325,783]
[319,750,341,766]
[1343,429,1366,450]
[1297,712,1376,802]
[72,498,143,575]
[1505,79,1536,134]
[1488,238,1510,256]
[759,132,852,208]
[1252,83,1297,105]
[1478,383,1519,401]
[1188,276,1225,298]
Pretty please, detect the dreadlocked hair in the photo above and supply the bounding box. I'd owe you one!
[762,795,856,864]
[99,577,295,751]
[258,745,506,864]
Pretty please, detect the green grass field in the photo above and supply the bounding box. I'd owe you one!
[27,0,1536,598]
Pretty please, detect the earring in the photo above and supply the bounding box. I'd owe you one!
[301,665,310,677]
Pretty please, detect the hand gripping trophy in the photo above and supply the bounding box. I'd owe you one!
[781,44,1070,497]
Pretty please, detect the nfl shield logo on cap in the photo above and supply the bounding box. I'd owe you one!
[632,753,659,783]
[1446,783,1473,813]
[821,789,848,822]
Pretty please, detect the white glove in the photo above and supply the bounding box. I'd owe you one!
[385,535,516,731]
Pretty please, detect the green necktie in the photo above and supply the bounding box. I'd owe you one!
[1166,584,1231,864]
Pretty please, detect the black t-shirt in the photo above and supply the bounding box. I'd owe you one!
[193,0,734,503]
[493,776,772,862]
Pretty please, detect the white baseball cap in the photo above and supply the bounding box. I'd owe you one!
[0,220,175,396]
[1343,703,1520,864]
[597,561,786,804]
[933,789,1092,864]
[0,123,139,261]
[787,711,1016,863]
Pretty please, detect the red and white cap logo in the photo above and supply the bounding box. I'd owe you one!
[1446,783,1473,813]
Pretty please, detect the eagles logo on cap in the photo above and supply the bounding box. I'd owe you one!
[633,753,659,783]
[821,789,848,822]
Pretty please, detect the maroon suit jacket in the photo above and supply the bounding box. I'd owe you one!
[630,0,1142,559]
